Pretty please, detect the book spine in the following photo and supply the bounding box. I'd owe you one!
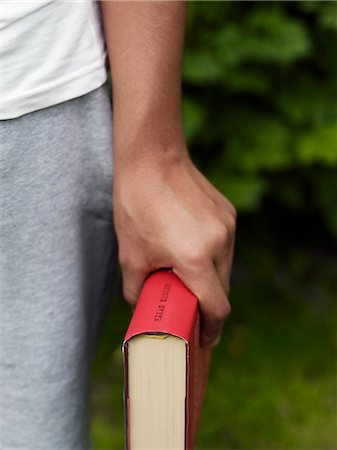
[123,270,198,343]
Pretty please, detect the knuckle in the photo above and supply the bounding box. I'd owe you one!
[180,244,207,268]
[230,203,237,221]
[213,301,231,324]
[219,193,237,218]
[212,223,229,247]
[225,301,232,317]
[227,214,237,235]
[225,198,237,220]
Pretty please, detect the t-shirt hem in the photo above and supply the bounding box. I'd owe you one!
[0,64,108,120]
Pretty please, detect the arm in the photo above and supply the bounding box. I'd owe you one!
[100,0,236,348]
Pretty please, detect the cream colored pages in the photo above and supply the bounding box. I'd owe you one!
[128,334,187,450]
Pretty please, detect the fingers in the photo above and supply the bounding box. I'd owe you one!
[121,261,148,308]
[172,262,231,349]
[122,257,232,348]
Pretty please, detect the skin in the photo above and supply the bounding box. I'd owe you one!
[100,0,236,348]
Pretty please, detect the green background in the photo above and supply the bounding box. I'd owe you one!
[91,2,337,449]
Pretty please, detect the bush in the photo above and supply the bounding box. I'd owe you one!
[183,1,337,238]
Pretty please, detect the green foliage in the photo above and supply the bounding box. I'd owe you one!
[183,1,337,238]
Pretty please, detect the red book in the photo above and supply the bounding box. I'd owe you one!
[122,269,213,450]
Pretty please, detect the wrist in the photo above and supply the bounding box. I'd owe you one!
[113,138,189,177]
[112,84,184,151]
[112,111,188,174]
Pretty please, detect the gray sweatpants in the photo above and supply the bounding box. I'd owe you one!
[0,83,119,449]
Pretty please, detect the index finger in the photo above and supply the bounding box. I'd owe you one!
[172,262,231,348]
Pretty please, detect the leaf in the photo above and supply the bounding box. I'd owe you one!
[224,67,270,94]
[224,113,292,173]
[295,123,337,165]
[276,76,337,126]
[213,8,311,70]
[183,51,223,84]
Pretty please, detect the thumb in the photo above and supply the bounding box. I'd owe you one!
[121,263,148,308]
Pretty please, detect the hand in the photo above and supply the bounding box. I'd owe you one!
[113,149,236,348]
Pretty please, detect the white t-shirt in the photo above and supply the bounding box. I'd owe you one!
[0,0,108,120]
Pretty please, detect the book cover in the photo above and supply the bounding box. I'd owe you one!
[122,268,213,449]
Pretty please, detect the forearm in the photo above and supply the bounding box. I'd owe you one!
[100,2,236,349]
[100,1,187,167]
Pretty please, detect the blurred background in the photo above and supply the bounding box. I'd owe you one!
[91,2,336,449]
